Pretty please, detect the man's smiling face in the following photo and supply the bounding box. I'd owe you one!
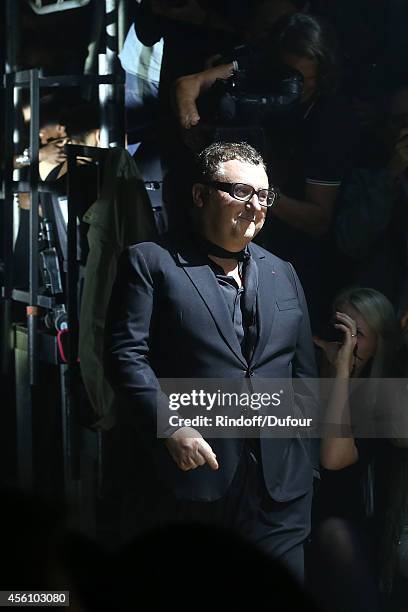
[193,159,268,251]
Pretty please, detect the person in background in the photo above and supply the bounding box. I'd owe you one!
[13,93,74,288]
[119,21,163,154]
[378,297,408,608]
[311,287,400,612]
[13,93,69,178]
[335,82,408,309]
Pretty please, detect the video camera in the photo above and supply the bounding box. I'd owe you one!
[199,44,304,126]
[189,44,304,157]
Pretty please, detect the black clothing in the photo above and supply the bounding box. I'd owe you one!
[43,162,98,265]
[259,93,359,331]
[314,439,376,527]
[335,167,408,307]
[206,250,258,362]
[134,0,240,88]
[143,440,311,580]
[13,162,98,292]
[210,260,246,352]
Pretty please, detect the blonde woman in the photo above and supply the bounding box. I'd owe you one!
[315,287,399,469]
[309,287,399,612]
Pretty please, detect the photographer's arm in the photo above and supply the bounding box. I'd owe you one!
[271,182,339,238]
[151,0,232,29]
[174,63,234,129]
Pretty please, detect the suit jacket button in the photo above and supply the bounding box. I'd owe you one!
[248,369,254,376]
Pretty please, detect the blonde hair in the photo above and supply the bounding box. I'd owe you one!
[333,287,399,378]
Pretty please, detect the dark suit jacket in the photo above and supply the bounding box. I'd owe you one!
[104,234,318,502]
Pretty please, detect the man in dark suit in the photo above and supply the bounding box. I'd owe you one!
[104,141,317,581]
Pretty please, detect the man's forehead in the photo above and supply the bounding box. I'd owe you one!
[218,159,268,183]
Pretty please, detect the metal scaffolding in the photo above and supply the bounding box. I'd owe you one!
[0,0,127,538]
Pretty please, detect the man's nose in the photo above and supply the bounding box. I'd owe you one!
[245,195,262,212]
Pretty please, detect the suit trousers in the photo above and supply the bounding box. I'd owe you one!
[128,439,312,583]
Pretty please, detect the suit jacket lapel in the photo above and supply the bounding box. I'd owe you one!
[250,247,276,366]
[175,246,247,367]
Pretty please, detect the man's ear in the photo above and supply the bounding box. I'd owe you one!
[192,183,206,208]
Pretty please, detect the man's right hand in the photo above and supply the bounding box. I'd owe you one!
[165,427,219,471]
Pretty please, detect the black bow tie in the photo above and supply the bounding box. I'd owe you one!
[197,236,249,262]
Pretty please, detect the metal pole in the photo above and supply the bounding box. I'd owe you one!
[65,145,82,488]
[83,0,106,80]
[2,72,16,375]
[65,145,79,369]
[5,0,20,73]
[28,69,40,386]
[99,0,125,148]
[15,333,33,490]
[117,0,129,53]
[60,363,81,495]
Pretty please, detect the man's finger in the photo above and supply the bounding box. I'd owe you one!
[194,453,206,467]
[197,442,219,470]
[180,456,197,471]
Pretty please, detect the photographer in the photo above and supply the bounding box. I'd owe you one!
[13,94,69,180]
[13,94,75,288]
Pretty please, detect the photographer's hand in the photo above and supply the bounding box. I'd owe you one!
[174,63,234,129]
[39,138,67,165]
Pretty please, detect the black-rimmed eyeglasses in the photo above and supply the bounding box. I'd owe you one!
[205,181,278,207]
